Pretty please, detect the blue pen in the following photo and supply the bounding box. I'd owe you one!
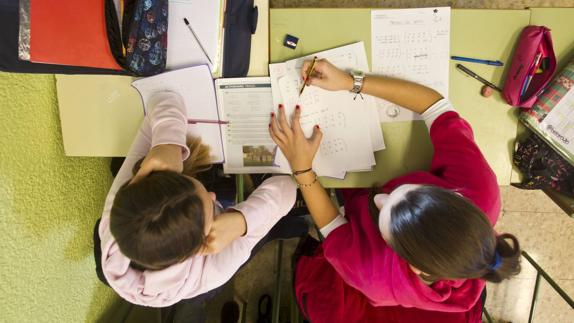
[451,56,504,66]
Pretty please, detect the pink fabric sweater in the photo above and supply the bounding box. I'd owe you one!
[98,92,296,307]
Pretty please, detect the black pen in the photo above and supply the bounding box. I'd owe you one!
[456,64,502,92]
[183,18,213,65]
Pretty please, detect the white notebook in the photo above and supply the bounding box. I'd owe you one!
[166,0,224,73]
[132,65,225,163]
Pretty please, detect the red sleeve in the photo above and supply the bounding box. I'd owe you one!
[427,112,500,223]
[322,191,402,306]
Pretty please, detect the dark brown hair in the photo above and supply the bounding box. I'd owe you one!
[110,137,212,270]
[371,186,521,283]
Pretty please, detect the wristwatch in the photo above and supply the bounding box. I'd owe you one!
[350,70,365,94]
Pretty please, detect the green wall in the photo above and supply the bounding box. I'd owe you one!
[0,72,117,322]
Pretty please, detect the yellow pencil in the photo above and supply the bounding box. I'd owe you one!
[299,56,318,96]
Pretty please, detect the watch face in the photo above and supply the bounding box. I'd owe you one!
[351,71,364,93]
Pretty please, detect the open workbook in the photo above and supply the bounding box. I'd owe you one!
[131,64,289,174]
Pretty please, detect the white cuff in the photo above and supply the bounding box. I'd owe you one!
[421,99,455,129]
[320,214,348,238]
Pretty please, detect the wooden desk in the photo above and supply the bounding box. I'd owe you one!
[270,8,529,187]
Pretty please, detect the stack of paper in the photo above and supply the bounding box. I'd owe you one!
[269,42,385,179]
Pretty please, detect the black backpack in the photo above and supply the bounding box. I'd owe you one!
[513,134,574,197]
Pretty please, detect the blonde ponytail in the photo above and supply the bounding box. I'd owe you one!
[182,136,212,177]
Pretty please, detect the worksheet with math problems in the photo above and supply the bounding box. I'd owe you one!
[372,7,451,122]
[269,42,385,179]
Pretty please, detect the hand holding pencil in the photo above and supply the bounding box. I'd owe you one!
[300,58,354,92]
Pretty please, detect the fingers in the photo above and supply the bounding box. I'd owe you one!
[301,59,328,84]
[312,59,329,74]
[269,109,287,145]
[200,233,217,255]
[310,125,323,151]
[306,75,328,88]
[301,61,311,81]
[131,161,152,184]
[291,105,304,136]
[277,104,293,138]
[269,122,284,147]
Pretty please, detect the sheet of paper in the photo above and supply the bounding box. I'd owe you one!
[131,65,224,163]
[540,87,574,154]
[166,0,223,73]
[371,7,451,122]
[56,74,143,157]
[215,77,290,174]
[269,42,380,178]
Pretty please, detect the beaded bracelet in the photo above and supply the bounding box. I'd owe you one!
[295,173,318,189]
[293,167,313,176]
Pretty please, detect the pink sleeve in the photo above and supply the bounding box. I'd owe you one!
[428,112,500,222]
[199,176,297,295]
[231,176,297,241]
[148,93,190,160]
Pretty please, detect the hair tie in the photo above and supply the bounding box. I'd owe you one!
[488,252,502,271]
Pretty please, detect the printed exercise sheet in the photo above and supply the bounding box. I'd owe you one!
[371,7,450,122]
[215,77,290,174]
[269,42,384,179]
[540,87,574,154]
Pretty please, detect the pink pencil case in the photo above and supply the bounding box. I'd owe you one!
[502,26,556,108]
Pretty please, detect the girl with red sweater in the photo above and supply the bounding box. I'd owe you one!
[269,59,521,322]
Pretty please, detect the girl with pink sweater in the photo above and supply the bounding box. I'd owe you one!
[96,92,298,309]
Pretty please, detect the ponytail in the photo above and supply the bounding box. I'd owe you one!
[481,233,521,283]
[182,136,212,177]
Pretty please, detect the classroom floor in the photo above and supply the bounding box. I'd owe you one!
[0,1,572,323]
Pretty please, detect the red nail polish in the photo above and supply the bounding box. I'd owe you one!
[268,123,271,127]
[296,105,300,110]
[315,125,320,129]
[271,112,275,117]
[278,104,283,109]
